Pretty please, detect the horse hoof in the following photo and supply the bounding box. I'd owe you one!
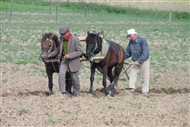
[88,93,92,96]
[105,90,109,95]
[107,94,114,98]
[47,91,53,96]
[110,94,114,97]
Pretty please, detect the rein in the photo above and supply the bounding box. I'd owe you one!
[51,61,58,73]
[47,37,58,73]
[47,35,59,73]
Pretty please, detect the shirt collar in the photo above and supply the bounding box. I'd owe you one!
[134,35,139,43]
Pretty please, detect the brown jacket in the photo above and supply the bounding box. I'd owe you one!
[49,34,83,72]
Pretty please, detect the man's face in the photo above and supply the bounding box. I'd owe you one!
[128,34,137,41]
[61,32,68,40]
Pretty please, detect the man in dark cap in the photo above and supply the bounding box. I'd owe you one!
[48,26,83,97]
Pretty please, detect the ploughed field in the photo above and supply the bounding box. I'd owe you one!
[1,3,189,126]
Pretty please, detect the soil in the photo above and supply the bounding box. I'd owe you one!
[1,63,190,126]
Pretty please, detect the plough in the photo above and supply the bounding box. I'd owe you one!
[45,34,133,80]
[46,55,133,80]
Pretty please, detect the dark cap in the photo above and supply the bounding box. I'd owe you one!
[59,26,69,35]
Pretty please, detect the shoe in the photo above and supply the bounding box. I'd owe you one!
[75,93,80,97]
[62,92,68,95]
[127,88,135,93]
[142,92,148,96]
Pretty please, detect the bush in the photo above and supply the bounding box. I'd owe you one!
[173,12,189,19]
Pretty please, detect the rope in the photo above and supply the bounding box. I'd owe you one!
[81,63,110,81]
[51,61,58,73]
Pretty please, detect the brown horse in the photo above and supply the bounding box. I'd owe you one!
[83,31,124,97]
[40,33,72,95]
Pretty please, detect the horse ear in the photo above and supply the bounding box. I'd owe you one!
[42,34,45,37]
[100,30,104,35]
[98,31,105,39]
[50,33,54,39]
[87,31,90,35]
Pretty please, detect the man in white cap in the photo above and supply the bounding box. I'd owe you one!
[124,28,150,96]
[48,26,83,97]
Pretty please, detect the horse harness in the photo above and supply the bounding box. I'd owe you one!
[86,38,110,68]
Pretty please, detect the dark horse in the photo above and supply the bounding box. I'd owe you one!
[83,31,124,97]
[40,33,72,95]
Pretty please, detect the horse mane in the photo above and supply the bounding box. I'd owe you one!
[52,34,60,47]
[105,40,120,55]
[42,33,60,47]
[86,33,102,54]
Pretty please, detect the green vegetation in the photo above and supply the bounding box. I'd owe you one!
[92,95,99,98]
[2,79,8,82]
[45,116,56,125]
[63,110,72,114]
[15,108,29,115]
[1,1,189,21]
[62,2,189,20]
[108,105,115,110]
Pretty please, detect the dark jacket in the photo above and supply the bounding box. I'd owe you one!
[124,36,150,63]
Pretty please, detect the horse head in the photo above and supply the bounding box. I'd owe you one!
[40,33,59,62]
[85,31,104,60]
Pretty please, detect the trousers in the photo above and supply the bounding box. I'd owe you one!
[128,58,150,93]
[59,61,80,95]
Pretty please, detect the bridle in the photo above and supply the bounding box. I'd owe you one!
[47,38,56,54]
[89,37,99,57]
[39,34,59,72]
[40,34,57,60]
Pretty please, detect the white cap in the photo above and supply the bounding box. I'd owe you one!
[126,28,137,38]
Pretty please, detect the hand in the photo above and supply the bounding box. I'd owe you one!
[134,61,140,66]
[58,54,61,58]
[64,54,70,59]
[48,54,51,58]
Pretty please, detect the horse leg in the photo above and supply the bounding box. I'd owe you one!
[107,66,114,82]
[102,67,109,95]
[89,65,96,94]
[47,72,53,95]
[107,67,114,91]
[66,71,72,94]
[110,64,123,97]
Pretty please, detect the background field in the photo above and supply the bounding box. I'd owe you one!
[1,1,190,127]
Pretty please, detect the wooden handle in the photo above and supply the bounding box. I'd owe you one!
[46,56,105,62]
[78,36,86,41]
[80,56,104,61]
[45,59,59,63]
